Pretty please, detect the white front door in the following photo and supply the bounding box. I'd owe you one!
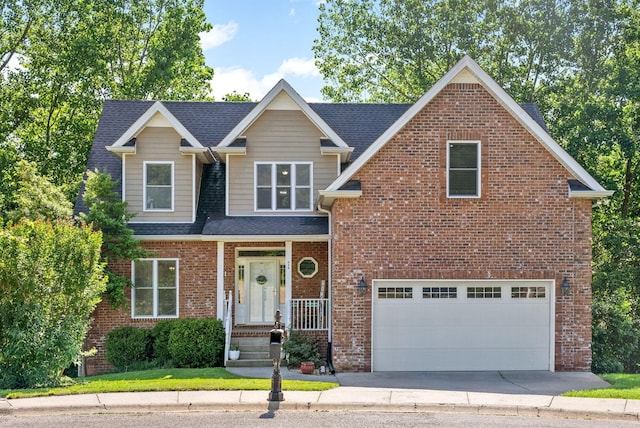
[249,261,278,323]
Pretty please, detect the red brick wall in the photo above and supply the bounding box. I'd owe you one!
[329,83,594,372]
[86,240,329,374]
[85,241,217,375]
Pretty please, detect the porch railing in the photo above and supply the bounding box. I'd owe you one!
[290,298,329,330]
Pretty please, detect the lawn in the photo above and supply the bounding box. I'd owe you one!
[0,367,338,399]
[563,374,640,400]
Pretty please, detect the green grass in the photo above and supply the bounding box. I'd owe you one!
[563,374,640,400]
[0,367,338,399]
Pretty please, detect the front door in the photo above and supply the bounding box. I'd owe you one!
[249,261,278,323]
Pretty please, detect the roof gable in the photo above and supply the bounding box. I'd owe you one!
[326,56,612,197]
[216,79,350,150]
[108,101,203,150]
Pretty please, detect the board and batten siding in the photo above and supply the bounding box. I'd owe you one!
[228,109,340,216]
[125,127,194,222]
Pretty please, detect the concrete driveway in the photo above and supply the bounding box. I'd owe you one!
[227,367,609,396]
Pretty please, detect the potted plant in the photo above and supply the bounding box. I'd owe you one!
[229,343,240,360]
[282,330,321,374]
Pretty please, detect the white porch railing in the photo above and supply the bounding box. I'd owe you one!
[290,298,329,330]
[223,290,233,366]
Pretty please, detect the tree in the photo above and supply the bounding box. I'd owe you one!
[1,0,214,198]
[1,159,72,224]
[313,0,574,104]
[0,219,106,388]
[79,170,149,307]
[223,91,253,102]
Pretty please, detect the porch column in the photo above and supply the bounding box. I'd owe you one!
[217,241,225,320]
[285,241,292,330]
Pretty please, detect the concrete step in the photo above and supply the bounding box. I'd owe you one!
[226,358,273,368]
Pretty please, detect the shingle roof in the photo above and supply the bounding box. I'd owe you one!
[78,98,553,236]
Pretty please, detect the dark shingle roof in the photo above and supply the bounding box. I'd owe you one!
[79,99,550,236]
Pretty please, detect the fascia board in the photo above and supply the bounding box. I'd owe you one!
[217,79,349,149]
[106,145,136,155]
[569,190,615,199]
[133,234,330,242]
[112,101,203,148]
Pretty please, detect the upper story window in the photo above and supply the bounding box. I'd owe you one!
[132,259,178,318]
[447,141,480,198]
[255,162,312,211]
[144,161,173,211]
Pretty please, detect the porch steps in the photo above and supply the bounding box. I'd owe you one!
[226,336,273,368]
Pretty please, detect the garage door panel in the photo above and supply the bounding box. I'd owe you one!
[372,280,552,371]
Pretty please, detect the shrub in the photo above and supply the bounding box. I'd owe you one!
[168,318,224,368]
[105,326,153,371]
[0,220,106,388]
[152,320,176,364]
[283,330,321,368]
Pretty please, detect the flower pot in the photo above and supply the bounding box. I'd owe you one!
[229,350,240,360]
[300,361,315,374]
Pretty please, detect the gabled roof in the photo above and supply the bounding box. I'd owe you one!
[215,79,350,153]
[326,55,613,198]
[107,101,204,151]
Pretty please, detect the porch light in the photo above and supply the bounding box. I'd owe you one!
[359,275,367,294]
[561,277,570,295]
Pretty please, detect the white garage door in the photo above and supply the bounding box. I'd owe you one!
[372,280,553,371]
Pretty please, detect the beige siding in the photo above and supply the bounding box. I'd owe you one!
[125,127,194,222]
[228,110,339,215]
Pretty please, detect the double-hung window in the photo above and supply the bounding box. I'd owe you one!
[447,141,480,197]
[255,162,312,211]
[132,259,178,318]
[144,161,173,210]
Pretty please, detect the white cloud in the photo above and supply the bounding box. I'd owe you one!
[211,57,320,101]
[199,21,238,51]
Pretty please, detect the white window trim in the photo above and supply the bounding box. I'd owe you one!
[131,258,179,319]
[143,161,175,212]
[254,162,313,212]
[446,140,481,198]
[297,257,318,278]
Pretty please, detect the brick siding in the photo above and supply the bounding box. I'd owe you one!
[329,83,594,372]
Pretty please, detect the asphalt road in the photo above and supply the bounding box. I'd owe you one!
[0,411,636,427]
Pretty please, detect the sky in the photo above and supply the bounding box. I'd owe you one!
[201,0,325,102]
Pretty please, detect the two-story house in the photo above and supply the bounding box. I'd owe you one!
[79,56,611,375]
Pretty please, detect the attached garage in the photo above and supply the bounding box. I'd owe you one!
[372,280,554,371]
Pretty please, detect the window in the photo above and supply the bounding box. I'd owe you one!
[447,141,480,197]
[255,163,312,211]
[511,286,546,298]
[132,259,178,318]
[298,257,318,278]
[467,286,501,299]
[378,287,413,299]
[144,162,173,210]
[423,287,457,299]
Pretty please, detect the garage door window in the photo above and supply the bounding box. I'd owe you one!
[378,287,413,299]
[423,287,457,298]
[511,286,546,298]
[467,286,501,298]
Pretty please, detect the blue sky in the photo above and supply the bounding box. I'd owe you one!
[201,0,325,102]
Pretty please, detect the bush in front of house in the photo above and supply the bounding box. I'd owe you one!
[105,326,153,370]
[152,320,176,365]
[283,330,321,368]
[167,318,225,368]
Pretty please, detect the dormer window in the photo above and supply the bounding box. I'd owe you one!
[255,162,312,211]
[144,161,174,211]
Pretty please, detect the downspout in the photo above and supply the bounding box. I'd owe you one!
[317,201,336,375]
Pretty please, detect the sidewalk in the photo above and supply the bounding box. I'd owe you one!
[1,371,639,422]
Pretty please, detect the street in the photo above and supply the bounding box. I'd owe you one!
[0,411,635,427]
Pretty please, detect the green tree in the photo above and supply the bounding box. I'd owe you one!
[0,219,106,388]
[79,170,149,307]
[1,0,214,198]
[1,159,72,224]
